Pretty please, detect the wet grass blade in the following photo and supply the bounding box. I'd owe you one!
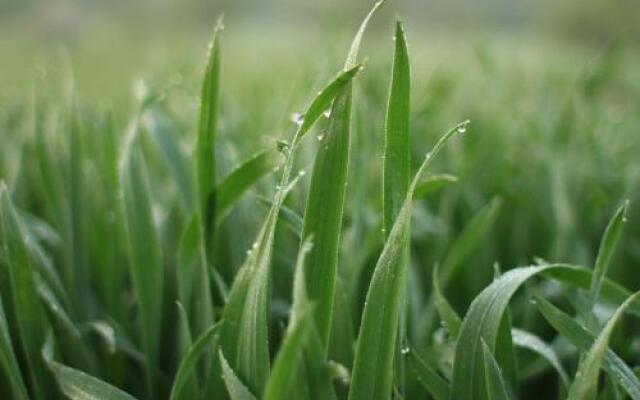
[511,328,569,389]
[170,322,219,400]
[383,19,411,394]
[482,340,513,400]
[535,295,640,400]
[450,263,596,400]
[590,201,628,302]
[349,121,469,400]
[219,350,258,400]
[215,146,282,224]
[407,346,450,400]
[43,336,137,400]
[300,0,384,353]
[196,16,223,263]
[567,291,640,400]
[433,263,462,338]
[0,184,51,400]
[119,130,163,396]
[218,60,361,397]
[0,294,29,400]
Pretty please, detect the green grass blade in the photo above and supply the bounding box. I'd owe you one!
[407,346,451,400]
[170,322,219,400]
[219,350,258,400]
[263,306,312,400]
[177,215,214,338]
[535,295,640,400]
[300,1,383,353]
[196,16,223,263]
[414,174,458,199]
[383,19,410,236]
[344,0,386,69]
[0,294,29,400]
[433,263,462,338]
[292,64,363,146]
[0,184,51,400]
[119,130,163,395]
[511,328,570,388]
[590,201,628,302]
[218,55,362,397]
[36,279,94,372]
[450,263,577,400]
[215,146,282,224]
[383,20,411,393]
[43,336,137,400]
[482,340,513,400]
[567,291,640,400]
[349,121,469,400]
[419,197,501,337]
[142,108,195,212]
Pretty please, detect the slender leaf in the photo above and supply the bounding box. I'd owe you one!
[300,0,385,353]
[349,121,469,400]
[219,350,258,400]
[482,340,513,400]
[170,322,220,400]
[567,291,640,400]
[0,294,29,400]
[590,201,628,302]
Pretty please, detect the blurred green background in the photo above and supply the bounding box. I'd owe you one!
[1,0,639,100]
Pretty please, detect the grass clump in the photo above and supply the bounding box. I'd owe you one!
[1,1,640,399]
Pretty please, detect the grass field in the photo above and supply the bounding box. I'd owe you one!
[1,1,640,399]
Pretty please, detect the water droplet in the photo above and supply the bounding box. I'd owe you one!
[252,242,258,250]
[457,125,467,134]
[298,170,306,177]
[246,249,252,256]
[316,133,325,141]
[323,109,331,118]
[290,112,305,126]
[401,347,410,355]
[275,185,282,191]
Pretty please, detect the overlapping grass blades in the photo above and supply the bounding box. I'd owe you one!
[349,120,470,400]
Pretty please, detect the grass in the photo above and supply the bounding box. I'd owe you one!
[1,1,640,399]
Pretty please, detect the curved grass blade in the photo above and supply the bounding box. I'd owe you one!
[482,340,513,400]
[590,201,628,302]
[0,184,51,400]
[535,295,640,400]
[215,146,282,224]
[511,328,569,388]
[450,263,611,400]
[196,16,223,264]
[119,129,163,395]
[0,294,29,400]
[219,350,258,400]
[407,346,450,400]
[349,121,469,400]
[414,174,458,199]
[43,336,137,400]
[36,279,94,372]
[567,291,640,400]
[170,322,219,400]
[300,0,384,353]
